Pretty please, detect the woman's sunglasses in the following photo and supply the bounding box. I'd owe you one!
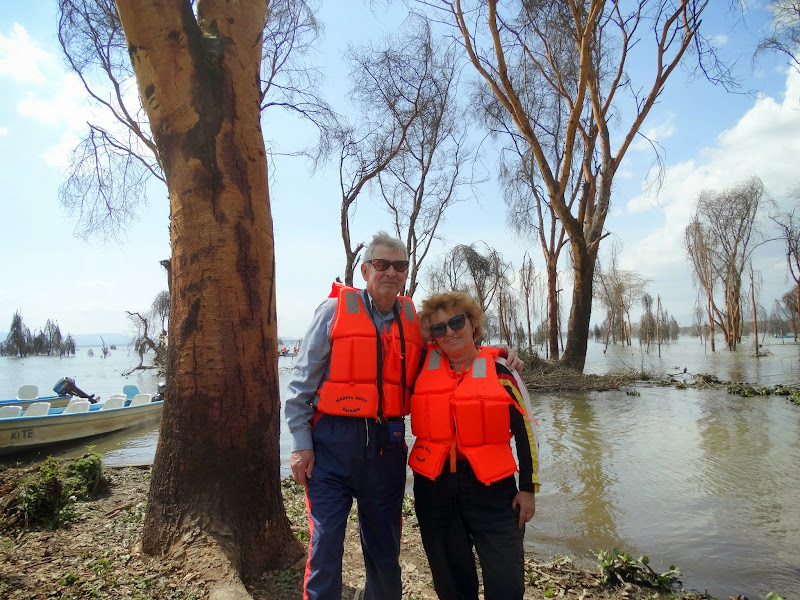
[429,314,467,338]
[366,259,410,272]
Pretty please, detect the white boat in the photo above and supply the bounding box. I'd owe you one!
[0,387,72,410]
[0,393,163,456]
[0,378,102,411]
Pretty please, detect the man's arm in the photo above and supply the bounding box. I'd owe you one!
[496,343,524,373]
[285,298,336,485]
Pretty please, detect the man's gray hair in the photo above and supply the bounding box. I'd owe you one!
[364,231,408,261]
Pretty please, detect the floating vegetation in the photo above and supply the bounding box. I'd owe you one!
[596,547,680,590]
[726,383,800,405]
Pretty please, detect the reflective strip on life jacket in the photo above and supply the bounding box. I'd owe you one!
[317,284,423,418]
[408,346,518,484]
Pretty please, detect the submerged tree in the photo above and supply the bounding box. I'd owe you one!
[125,290,170,374]
[427,242,509,314]
[114,0,300,590]
[772,193,800,323]
[685,177,769,350]
[419,0,731,371]
[3,311,30,357]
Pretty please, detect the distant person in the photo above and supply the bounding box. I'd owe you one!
[409,291,539,600]
[285,231,523,599]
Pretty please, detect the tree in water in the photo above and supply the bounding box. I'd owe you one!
[684,177,770,351]
[3,311,30,357]
[126,291,170,373]
[417,0,734,371]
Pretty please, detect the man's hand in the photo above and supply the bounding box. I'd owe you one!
[290,449,315,486]
[511,491,536,529]
[497,343,524,373]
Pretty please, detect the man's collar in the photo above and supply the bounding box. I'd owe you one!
[362,289,398,317]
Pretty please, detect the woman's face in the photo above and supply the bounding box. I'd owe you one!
[429,308,476,357]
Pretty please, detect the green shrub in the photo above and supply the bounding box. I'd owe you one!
[596,547,679,590]
[19,452,107,529]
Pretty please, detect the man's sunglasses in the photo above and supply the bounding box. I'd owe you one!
[366,259,410,272]
[429,314,467,338]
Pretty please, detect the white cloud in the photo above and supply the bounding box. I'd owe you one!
[0,23,50,84]
[1,23,145,171]
[616,67,800,318]
[0,127,7,136]
[632,115,676,152]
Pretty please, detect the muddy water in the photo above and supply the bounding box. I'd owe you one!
[4,340,800,598]
[530,386,800,599]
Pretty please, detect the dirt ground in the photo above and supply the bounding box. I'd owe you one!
[0,463,727,600]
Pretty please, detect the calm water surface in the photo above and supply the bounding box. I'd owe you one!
[2,339,799,599]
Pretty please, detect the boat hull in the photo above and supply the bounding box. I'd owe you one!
[0,402,164,456]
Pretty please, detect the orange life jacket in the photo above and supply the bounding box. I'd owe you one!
[316,283,423,419]
[408,345,518,484]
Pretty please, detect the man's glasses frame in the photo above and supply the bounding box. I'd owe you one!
[429,314,468,338]
[365,259,410,272]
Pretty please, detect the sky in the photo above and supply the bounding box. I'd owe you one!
[1,1,799,341]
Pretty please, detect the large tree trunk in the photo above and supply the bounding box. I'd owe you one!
[116,0,302,585]
[561,240,596,371]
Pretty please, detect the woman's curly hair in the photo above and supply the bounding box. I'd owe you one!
[417,291,485,342]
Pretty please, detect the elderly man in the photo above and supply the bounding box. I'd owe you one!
[286,231,520,600]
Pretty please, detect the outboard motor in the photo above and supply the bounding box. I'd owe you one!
[153,381,166,403]
[53,377,97,403]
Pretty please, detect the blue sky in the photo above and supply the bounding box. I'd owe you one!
[1,1,799,340]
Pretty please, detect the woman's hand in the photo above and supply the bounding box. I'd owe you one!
[511,491,536,529]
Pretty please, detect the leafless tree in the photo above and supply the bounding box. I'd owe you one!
[757,0,800,73]
[771,191,800,321]
[685,219,718,351]
[639,292,655,351]
[495,275,519,346]
[125,290,170,373]
[426,242,509,314]
[378,18,475,298]
[416,0,732,371]
[260,0,338,163]
[496,144,573,359]
[780,288,799,339]
[336,27,426,285]
[57,0,162,240]
[517,252,539,351]
[595,243,647,349]
[337,17,471,290]
[57,0,334,241]
[685,177,769,350]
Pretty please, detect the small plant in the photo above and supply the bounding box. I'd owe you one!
[401,493,415,517]
[18,452,107,529]
[596,547,679,590]
[272,568,301,592]
[58,571,81,586]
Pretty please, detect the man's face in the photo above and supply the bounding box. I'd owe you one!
[361,245,409,310]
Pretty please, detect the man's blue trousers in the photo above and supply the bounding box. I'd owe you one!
[303,414,407,600]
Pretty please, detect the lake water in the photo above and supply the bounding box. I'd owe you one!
[2,338,799,599]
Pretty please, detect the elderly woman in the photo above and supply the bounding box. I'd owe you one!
[408,291,539,600]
